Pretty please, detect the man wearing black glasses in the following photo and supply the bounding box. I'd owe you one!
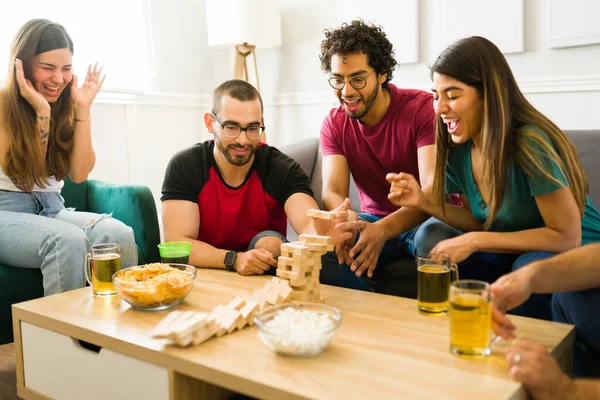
[319,20,456,294]
[161,80,354,275]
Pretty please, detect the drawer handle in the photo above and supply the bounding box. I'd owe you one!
[73,339,103,354]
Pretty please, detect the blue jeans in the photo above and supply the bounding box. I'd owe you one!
[0,190,137,296]
[321,216,459,293]
[552,289,600,377]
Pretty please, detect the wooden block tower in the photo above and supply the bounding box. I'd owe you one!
[277,229,334,303]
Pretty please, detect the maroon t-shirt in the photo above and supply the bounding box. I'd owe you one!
[161,141,313,251]
[320,84,435,217]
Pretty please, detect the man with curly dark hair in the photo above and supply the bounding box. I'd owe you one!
[318,20,457,294]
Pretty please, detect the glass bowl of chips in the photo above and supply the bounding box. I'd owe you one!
[112,263,196,311]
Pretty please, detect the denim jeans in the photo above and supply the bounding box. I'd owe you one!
[552,288,600,377]
[0,190,137,296]
[321,216,459,293]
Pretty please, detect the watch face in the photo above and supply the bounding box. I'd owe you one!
[225,251,236,269]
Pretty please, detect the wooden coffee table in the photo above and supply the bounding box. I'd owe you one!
[12,269,574,400]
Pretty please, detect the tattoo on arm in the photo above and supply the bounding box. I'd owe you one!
[37,115,50,156]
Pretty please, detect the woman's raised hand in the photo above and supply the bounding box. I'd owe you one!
[14,59,50,114]
[70,63,106,109]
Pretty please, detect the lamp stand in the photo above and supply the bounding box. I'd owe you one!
[233,43,267,143]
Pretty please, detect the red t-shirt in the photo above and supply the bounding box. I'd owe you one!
[161,141,313,251]
[320,84,435,217]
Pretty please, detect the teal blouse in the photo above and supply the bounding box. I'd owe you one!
[445,125,600,244]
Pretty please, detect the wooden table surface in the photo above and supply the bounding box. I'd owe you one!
[12,269,575,400]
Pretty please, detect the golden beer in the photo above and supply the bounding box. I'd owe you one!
[449,293,492,357]
[91,253,122,295]
[85,243,122,296]
[417,265,451,315]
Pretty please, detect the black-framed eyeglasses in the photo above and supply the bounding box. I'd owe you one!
[211,112,265,140]
[328,71,376,90]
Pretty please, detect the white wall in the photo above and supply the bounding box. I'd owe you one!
[88,0,600,210]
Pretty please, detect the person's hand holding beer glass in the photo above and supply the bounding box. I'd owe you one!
[489,267,536,339]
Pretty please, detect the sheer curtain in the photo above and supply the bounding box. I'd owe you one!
[0,0,153,92]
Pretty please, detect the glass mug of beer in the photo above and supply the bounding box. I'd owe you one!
[85,243,122,296]
[449,280,499,358]
[417,253,459,316]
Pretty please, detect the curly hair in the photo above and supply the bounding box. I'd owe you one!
[320,20,397,88]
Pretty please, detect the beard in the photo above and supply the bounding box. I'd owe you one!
[340,83,379,120]
[215,140,258,166]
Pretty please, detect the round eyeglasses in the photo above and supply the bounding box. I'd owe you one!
[211,112,265,140]
[328,71,376,91]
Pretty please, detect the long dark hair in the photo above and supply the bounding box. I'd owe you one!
[430,36,587,230]
[2,19,75,189]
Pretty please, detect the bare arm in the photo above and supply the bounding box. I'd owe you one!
[321,154,350,211]
[67,106,96,183]
[284,192,353,246]
[527,242,600,293]
[468,187,581,254]
[162,200,228,269]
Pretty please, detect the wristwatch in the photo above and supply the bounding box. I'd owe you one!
[224,251,237,271]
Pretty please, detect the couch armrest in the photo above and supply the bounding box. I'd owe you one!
[86,180,161,263]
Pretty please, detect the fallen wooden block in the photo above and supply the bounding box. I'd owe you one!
[227,296,246,311]
[151,310,194,338]
[239,299,260,327]
[168,312,211,342]
[307,209,335,220]
[211,305,244,335]
[192,321,220,345]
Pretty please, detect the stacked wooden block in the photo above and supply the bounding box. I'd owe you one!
[151,277,293,347]
[277,231,334,302]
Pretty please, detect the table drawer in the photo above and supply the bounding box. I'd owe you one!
[21,322,169,400]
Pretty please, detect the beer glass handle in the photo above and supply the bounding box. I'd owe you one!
[84,253,93,286]
[450,263,459,281]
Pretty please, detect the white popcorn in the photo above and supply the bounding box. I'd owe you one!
[259,307,338,356]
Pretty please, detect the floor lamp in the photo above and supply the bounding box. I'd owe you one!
[206,0,282,143]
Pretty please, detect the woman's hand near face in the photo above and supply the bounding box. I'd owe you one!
[70,63,106,112]
[14,59,50,114]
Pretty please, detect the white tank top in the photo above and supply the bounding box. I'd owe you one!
[0,166,64,192]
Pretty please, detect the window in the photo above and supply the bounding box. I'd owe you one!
[0,0,153,92]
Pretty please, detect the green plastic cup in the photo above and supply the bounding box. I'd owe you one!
[157,241,191,264]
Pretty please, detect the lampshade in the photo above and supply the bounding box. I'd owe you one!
[206,0,282,48]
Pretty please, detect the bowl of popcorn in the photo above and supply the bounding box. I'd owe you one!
[112,263,196,311]
[253,302,342,357]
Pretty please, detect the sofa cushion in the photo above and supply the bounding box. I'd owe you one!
[565,130,600,206]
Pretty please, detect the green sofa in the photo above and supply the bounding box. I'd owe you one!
[0,178,161,344]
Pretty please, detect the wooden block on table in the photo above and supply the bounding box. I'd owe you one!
[192,321,220,345]
[298,234,331,245]
[277,269,319,286]
[168,312,211,342]
[266,279,289,305]
[278,284,293,304]
[211,305,244,335]
[239,299,260,327]
[306,209,335,220]
[227,296,246,311]
[151,310,192,338]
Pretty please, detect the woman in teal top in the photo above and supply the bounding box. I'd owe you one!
[386,36,600,322]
